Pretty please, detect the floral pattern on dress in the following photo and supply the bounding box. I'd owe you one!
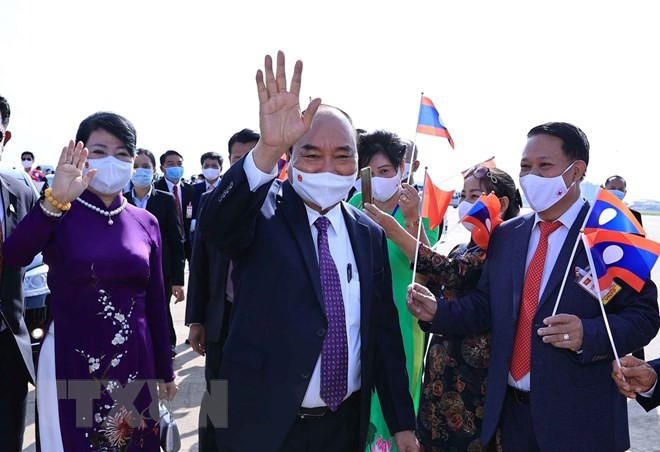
[72,270,158,451]
[416,243,502,452]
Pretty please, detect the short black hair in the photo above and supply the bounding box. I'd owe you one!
[0,95,10,128]
[136,148,156,168]
[527,122,590,168]
[200,152,223,166]
[159,150,183,166]
[76,112,137,157]
[21,151,35,160]
[228,128,260,156]
[605,175,626,187]
[357,130,407,171]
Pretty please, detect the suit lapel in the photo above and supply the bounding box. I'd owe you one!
[342,204,372,343]
[0,176,20,237]
[539,202,590,307]
[511,215,535,319]
[279,182,324,309]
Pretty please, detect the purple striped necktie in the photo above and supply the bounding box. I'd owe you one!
[314,216,348,411]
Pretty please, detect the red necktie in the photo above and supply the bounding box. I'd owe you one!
[172,184,184,233]
[207,183,215,192]
[510,221,562,381]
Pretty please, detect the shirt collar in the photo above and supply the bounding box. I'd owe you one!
[304,202,344,235]
[165,178,180,191]
[533,197,586,230]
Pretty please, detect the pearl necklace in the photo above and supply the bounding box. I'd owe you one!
[76,196,128,225]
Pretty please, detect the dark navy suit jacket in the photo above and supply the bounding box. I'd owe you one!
[199,159,415,451]
[427,203,660,452]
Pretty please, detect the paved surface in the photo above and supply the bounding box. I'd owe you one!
[21,209,660,451]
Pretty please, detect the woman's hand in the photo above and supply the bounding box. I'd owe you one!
[363,202,400,237]
[158,380,179,401]
[50,140,96,204]
[399,183,421,222]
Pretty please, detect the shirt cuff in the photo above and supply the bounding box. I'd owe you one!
[244,151,278,191]
[639,379,657,398]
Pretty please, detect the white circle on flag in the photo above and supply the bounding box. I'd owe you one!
[485,218,491,232]
[598,208,617,226]
[603,244,624,265]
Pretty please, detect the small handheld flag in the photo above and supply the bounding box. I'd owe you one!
[583,229,660,292]
[461,193,503,250]
[421,173,454,230]
[417,96,455,149]
[584,188,645,236]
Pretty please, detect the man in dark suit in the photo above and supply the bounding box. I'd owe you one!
[127,148,185,357]
[155,150,195,262]
[0,94,38,451]
[199,52,418,451]
[612,355,660,411]
[408,122,660,452]
[191,151,223,215]
[186,128,259,451]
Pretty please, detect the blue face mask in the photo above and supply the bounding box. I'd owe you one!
[131,168,154,188]
[165,166,184,182]
[608,189,626,201]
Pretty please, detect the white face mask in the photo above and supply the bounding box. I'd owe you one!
[372,171,401,202]
[519,161,576,213]
[291,166,356,211]
[202,167,221,181]
[457,200,476,231]
[84,156,134,195]
[21,160,33,168]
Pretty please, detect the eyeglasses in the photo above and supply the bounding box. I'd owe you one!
[464,165,498,184]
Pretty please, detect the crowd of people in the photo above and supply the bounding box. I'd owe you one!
[0,50,659,452]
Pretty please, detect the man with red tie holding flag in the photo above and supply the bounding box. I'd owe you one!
[407,122,660,452]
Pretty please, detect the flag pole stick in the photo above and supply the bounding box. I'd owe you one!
[410,167,429,287]
[406,92,425,186]
[580,233,623,372]
[551,201,596,316]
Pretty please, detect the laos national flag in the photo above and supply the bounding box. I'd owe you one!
[584,229,660,292]
[583,188,645,236]
[461,193,503,250]
[417,96,455,149]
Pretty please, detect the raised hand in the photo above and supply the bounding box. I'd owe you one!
[252,51,321,172]
[50,140,96,205]
[399,183,421,223]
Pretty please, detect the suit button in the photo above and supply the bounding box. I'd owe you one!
[300,372,310,379]
[317,328,326,337]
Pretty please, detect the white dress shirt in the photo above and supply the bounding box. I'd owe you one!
[244,152,362,408]
[164,178,183,213]
[509,197,586,391]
